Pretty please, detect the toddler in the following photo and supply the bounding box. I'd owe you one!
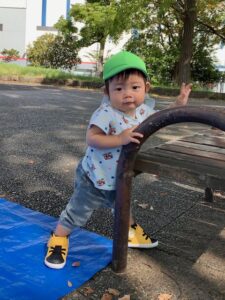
[45,51,191,269]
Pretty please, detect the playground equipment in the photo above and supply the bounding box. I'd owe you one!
[112,106,225,273]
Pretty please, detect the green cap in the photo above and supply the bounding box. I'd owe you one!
[103,51,148,80]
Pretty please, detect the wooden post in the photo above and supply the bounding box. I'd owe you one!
[205,187,214,202]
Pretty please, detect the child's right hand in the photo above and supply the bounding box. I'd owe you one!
[119,126,143,145]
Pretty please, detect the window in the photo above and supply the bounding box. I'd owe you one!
[36,26,57,31]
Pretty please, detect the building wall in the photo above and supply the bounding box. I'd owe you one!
[25,0,79,55]
[0,0,26,8]
[0,0,83,57]
[0,0,140,66]
[215,45,225,72]
[0,7,26,54]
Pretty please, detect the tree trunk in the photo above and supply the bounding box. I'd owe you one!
[176,0,197,85]
[96,40,105,77]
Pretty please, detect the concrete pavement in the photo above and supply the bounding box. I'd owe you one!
[0,83,224,299]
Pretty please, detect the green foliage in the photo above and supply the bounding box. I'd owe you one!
[0,61,102,83]
[122,0,224,84]
[54,0,224,84]
[190,28,221,83]
[192,47,221,83]
[26,29,80,70]
[70,2,119,45]
[64,1,124,74]
[47,34,80,70]
[86,0,111,4]
[26,34,56,67]
[1,48,20,62]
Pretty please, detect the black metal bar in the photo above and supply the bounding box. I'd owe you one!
[205,187,214,202]
[112,106,225,273]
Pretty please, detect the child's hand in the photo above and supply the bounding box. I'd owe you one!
[175,83,192,106]
[119,126,143,145]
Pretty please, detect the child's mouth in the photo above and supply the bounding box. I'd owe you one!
[123,100,135,105]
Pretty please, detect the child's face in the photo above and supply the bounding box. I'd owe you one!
[107,73,150,117]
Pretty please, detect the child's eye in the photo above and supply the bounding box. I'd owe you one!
[115,87,122,91]
[133,85,140,90]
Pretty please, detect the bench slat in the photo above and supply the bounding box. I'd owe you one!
[180,134,225,148]
[135,131,225,191]
[158,144,225,161]
[136,150,225,174]
[165,140,225,155]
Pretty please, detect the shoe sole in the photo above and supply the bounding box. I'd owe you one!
[44,259,66,269]
[128,240,158,249]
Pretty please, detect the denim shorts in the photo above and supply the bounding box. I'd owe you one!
[59,160,116,231]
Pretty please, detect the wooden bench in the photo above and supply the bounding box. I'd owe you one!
[134,130,225,201]
[112,106,225,273]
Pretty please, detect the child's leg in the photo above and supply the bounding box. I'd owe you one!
[54,223,71,236]
[45,161,111,269]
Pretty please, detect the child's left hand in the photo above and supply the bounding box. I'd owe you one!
[175,83,192,106]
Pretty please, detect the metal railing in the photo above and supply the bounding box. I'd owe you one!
[112,106,225,273]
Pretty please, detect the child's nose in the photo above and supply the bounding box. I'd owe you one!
[124,89,132,97]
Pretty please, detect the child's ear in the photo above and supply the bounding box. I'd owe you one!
[145,82,151,92]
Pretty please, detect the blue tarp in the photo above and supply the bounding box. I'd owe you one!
[0,198,112,300]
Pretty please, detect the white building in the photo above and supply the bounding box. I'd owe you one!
[0,0,84,55]
[0,0,97,74]
[0,0,129,74]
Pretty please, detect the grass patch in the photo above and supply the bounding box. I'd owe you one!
[0,62,222,95]
[0,62,102,82]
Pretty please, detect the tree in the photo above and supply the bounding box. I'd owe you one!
[27,18,80,69]
[55,0,225,83]
[115,0,225,84]
[64,0,124,75]
[175,0,197,84]
[27,34,55,67]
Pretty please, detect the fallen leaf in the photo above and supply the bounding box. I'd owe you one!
[101,293,113,300]
[118,295,130,300]
[72,261,80,267]
[83,286,94,296]
[28,160,35,165]
[67,280,73,287]
[160,192,168,196]
[138,203,148,209]
[107,288,120,296]
[158,293,172,300]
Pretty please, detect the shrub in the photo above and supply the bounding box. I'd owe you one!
[1,48,20,62]
[27,33,80,70]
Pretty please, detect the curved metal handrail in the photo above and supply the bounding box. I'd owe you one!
[112,106,225,273]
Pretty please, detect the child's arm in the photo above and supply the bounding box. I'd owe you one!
[169,83,192,108]
[87,125,143,149]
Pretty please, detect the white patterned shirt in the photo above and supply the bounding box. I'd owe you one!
[82,101,156,190]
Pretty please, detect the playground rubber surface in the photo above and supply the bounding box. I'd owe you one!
[0,82,224,299]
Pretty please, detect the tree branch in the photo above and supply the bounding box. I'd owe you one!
[197,20,225,41]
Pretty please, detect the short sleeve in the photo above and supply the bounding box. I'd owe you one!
[88,104,113,134]
[136,102,156,122]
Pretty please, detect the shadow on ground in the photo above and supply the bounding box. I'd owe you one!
[0,84,224,299]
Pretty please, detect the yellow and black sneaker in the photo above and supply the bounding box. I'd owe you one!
[128,223,158,249]
[44,232,69,269]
